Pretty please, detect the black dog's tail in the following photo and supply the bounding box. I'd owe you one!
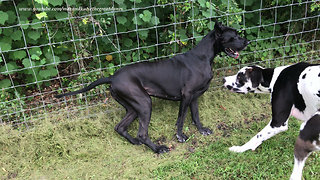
[55,77,112,98]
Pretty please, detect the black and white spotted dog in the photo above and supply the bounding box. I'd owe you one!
[223,62,320,180]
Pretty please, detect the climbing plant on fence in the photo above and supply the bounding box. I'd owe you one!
[0,0,319,127]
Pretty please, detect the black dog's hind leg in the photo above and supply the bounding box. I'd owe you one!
[115,109,140,145]
[190,98,212,135]
[112,85,169,153]
[134,95,170,153]
[112,91,140,145]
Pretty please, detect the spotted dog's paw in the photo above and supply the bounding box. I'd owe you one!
[229,145,252,153]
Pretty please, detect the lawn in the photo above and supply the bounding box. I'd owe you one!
[1,89,319,179]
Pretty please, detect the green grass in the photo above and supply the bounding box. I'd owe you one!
[1,89,320,179]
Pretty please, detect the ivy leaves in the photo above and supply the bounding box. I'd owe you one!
[117,16,127,25]
[49,0,63,7]
[28,31,41,41]
[0,0,74,87]
[0,0,242,92]
[139,10,152,22]
[35,0,48,6]
[132,10,159,26]
[0,11,8,25]
[0,0,313,94]
[0,42,11,51]
[13,51,26,60]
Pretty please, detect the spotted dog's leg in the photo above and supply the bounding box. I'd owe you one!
[290,114,320,180]
[290,149,310,180]
[229,120,288,152]
[230,90,292,153]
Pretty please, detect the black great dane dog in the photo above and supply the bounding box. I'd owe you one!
[55,22,250,153]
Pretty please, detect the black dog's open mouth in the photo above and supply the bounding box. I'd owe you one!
[225,48,239,59]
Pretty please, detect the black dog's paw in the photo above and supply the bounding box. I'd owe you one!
[130,138,142,145]
[199,127,212,136]
[155,145,170,154]
[176,133,188,143]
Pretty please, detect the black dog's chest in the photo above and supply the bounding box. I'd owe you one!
[145,85,182,100]
[197,71,213,90]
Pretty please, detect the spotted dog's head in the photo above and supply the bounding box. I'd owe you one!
[223,65,271,94]
[214,22,250,59]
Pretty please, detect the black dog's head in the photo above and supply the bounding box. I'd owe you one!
[223,65,270,94]
[214,22,250,59]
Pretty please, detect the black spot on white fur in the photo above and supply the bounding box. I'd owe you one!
[236,72,247,87]
[270,62,310,127]
[299,114,320,142]
[257,134,262,138]
[302,73,306,79]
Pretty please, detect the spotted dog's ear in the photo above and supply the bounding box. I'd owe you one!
[247,67,264,88]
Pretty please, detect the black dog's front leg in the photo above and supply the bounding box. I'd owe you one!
[190,98,212,135]
[176,96,192,142]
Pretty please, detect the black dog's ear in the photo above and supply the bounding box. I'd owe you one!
[247,67,264,88]
[214,21,224,36]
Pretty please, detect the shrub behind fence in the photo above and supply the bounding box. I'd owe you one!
[0,0,319,128]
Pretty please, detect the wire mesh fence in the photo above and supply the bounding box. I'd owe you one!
[0,0,319,128]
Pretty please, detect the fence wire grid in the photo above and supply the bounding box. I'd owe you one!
[0,0,320,128]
